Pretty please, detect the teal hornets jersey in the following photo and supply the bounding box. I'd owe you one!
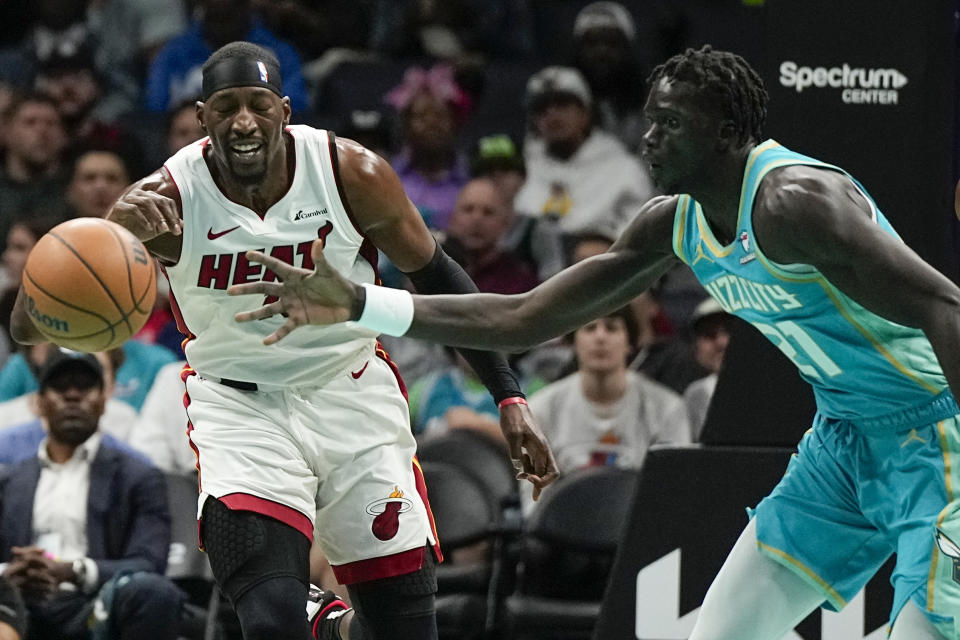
[673,140,948,419]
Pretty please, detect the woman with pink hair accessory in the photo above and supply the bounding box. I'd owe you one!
[385,63,473,231]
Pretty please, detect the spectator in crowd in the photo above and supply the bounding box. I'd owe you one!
[628,282,707,394]
[146,0,309,113]
[65,148,132,219]
[251,0,373,64]
[32,45,144,176]
[0,349,183,640]
[0,92,70,253]
[683,298,733,439]
[0,219,56,298]
[411,348,544,443]
[86,0,188,122]
[338,108,395,160]
[0,576,25,640]
[571,2,649,154]
[409,348,503,440]
[445,177,538,295]
[514,66,655,243]
[0,346,139,459]
[527,306,690,480]
[0,219,54,367]
[0,337,177,412]
[385,63,472,230]
[127,360,194,476]
[469,134,526,205]
[513,232,616,384]
[368,0,536,61]
[4,0,90,87]
[165,98,206,154]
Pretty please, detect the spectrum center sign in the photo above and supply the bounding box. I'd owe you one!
[779,61,908,105]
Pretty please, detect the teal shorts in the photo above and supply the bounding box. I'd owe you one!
[752,391,960,638]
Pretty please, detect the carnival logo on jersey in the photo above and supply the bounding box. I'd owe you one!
[779,60,907,106]
[366,486,414,541]
[293,207,328,221]
[935,529,960,585]
[256,61,269,83]
[739,230,755,265]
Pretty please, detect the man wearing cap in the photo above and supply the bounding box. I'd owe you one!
[683,298,733,438]
[9,41,558,640]
[0,348,183,639]
[571,1,650,155]
[514,65,656,249]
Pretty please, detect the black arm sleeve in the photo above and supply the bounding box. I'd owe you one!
[403,242,523,405]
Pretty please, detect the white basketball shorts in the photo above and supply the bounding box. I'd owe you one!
[182,347,441,584]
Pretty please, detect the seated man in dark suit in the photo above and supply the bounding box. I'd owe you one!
[0,348,184,640]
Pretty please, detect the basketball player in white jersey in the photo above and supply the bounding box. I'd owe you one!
[10,42,557,640]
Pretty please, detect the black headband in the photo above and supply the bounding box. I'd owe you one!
[202,56,283,100]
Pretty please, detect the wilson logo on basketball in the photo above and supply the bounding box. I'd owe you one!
[25,295,69,332]
[366,486,413,541]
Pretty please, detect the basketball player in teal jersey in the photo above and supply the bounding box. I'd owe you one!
[228,46,960,639]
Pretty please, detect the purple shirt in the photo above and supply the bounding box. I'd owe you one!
[391,149,470,230]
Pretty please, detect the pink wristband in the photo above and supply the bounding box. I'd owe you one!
[498,397,528,410]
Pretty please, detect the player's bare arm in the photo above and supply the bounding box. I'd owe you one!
[105,168,184,265]
[404,195,680,351]
[231,195,680,350]
[754,165,960,400]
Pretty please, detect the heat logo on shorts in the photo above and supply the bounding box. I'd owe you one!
[366,486,413,541]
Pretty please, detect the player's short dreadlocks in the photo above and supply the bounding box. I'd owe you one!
[648,45,769,145]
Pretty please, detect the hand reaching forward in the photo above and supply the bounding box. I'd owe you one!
[499,401,560,501]
[228,239,360,344]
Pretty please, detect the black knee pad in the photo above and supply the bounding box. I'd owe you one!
[200,497,311,603]
[348,547,438,620]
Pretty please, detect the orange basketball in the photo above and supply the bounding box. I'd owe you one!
[22,218,156,352]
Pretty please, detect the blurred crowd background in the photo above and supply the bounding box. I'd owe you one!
[0,1,876,638]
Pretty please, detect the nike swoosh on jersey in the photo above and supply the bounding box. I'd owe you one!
[207,225,241,240]
[351,361,369,379]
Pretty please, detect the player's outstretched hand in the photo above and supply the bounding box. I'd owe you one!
[228,239,359,344]
[107,178,182,241]
[499,402,560,501]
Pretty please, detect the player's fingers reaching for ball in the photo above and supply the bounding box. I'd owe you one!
[234,300,286,323]
[240,250,302,280]
[263,317,301,345]
[228,279,288,299]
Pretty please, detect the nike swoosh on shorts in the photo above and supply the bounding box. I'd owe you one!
[351,362,369,379]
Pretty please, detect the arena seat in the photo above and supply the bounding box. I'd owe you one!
[417,429,518,510]
[502,466,639,639]
[164,472,220,640]
[420,460,507,640]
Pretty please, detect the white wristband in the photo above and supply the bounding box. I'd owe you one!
[356,283,414,336]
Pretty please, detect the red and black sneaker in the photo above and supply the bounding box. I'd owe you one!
[306,585,351,640]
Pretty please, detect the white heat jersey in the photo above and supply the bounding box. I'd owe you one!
[163,125,379,387]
